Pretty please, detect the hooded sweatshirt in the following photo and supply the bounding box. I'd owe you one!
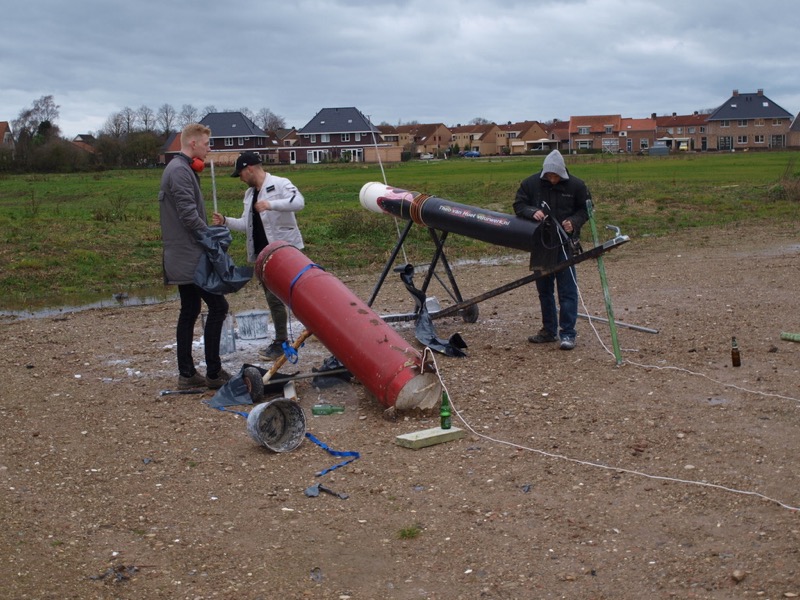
[512,150,589,236]
[540,150,569,180]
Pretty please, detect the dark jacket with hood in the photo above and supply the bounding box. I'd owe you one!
[512,150,590,237]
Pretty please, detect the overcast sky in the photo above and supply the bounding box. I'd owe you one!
[3,0,799,139]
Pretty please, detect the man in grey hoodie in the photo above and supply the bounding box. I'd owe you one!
[513,150,589,350]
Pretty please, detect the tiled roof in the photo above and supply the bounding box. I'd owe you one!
[654,113,708,127]
[707,89,793,121]
[200,112,266,137]
[298,107,379,135]
[569,115,622,134]
[620,117,656,132]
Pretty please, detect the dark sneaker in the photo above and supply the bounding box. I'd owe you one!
[178,372,206,389]
[205,368,232,389]
[528,329,558,344]
[259,340,286,361]
[560,336,576,351]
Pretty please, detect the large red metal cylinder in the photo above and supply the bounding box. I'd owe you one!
[255,241,441,411]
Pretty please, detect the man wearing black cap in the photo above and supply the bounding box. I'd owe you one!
[212,152,305,360]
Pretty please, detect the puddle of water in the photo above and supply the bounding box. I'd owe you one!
[0,286,177,321]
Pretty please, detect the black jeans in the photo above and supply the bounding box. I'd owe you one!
[176,284,229,378]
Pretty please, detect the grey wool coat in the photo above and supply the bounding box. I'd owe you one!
[159,154,210,284]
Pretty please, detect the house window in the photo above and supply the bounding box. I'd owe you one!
[677,127,684,134]
[577,140,592,150]
[355,133,362,141]
[310,135,317,143]
[720,120,730,128]
[578,126,590,135]
[667,128,674,135]
[604,125,613,134]
[688,127,695,134]
[738,120,747,127]
[755,119,765,127]
[640,139,649,149]
[341,133,350,142]
[238,137,245,146]
[209,139,215,147]
[737,135,748,144]
[718,136,733,150]
[224,138,234,147]
[700,126,706,133]
[772,119,783,126]
[755,135,765,144]
[321,134,330,143]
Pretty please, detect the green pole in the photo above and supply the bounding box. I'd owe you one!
[586,199,623,365]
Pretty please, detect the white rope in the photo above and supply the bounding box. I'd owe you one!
[422,262,800,512]
[368,115,408,264]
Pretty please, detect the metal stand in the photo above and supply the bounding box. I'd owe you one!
[367,223,478,323]
[370,220,632,325]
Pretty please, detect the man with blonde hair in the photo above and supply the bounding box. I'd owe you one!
[159,123,231,389]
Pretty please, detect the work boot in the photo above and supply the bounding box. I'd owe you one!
[205,368,232,390]
[559,336,576,351]
[178,372,206,390]
[528,328,558,344]
[259,340,286,361]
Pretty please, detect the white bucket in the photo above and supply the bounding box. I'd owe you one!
[201,313,236,355]
[236,310,270,340]
[246,398,306,453]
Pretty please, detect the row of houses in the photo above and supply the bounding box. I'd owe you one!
[160,89,799,167]
[4,88,799,168]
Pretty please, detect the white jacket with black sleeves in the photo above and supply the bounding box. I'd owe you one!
[225,174,305,263]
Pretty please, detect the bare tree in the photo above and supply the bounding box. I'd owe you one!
[120,106,138,134]
[470,117,491,125]
[157,103,177,136]
[12,95,61,141]
[201,105,217,119]
[255,108,287,132]
[101,112,126,138]
[238,107,255,122]
[137,105,155,132]
[179,104,199,128]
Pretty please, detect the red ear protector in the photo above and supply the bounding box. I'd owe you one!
[190,157,205,172]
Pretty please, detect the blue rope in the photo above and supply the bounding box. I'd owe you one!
[305,431,360,476]
[281,340,300,363]
[287,263,325,310]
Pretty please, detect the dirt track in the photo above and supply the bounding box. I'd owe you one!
[2,223,800,599]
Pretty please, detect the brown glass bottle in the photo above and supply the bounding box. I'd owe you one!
[731,337,741,367]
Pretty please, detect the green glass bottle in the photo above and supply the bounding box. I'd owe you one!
[440,391,451,430]
[311,404,345,415]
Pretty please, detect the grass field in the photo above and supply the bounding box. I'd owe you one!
[1,151,798,310]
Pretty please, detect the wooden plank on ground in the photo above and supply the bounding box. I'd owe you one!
[395,426,466,449]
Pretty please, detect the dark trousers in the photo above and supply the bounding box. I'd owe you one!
[176,284,229,378]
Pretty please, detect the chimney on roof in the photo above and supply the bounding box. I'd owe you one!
[757,88,764,96]
[651,113,656,119]
[693,111,698,115]
[732,89,739,96]
[672,112,676,117]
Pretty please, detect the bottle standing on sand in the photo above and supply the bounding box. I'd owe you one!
[311,404,345,415]
[440,391,452,429]
[731,337,741,367]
